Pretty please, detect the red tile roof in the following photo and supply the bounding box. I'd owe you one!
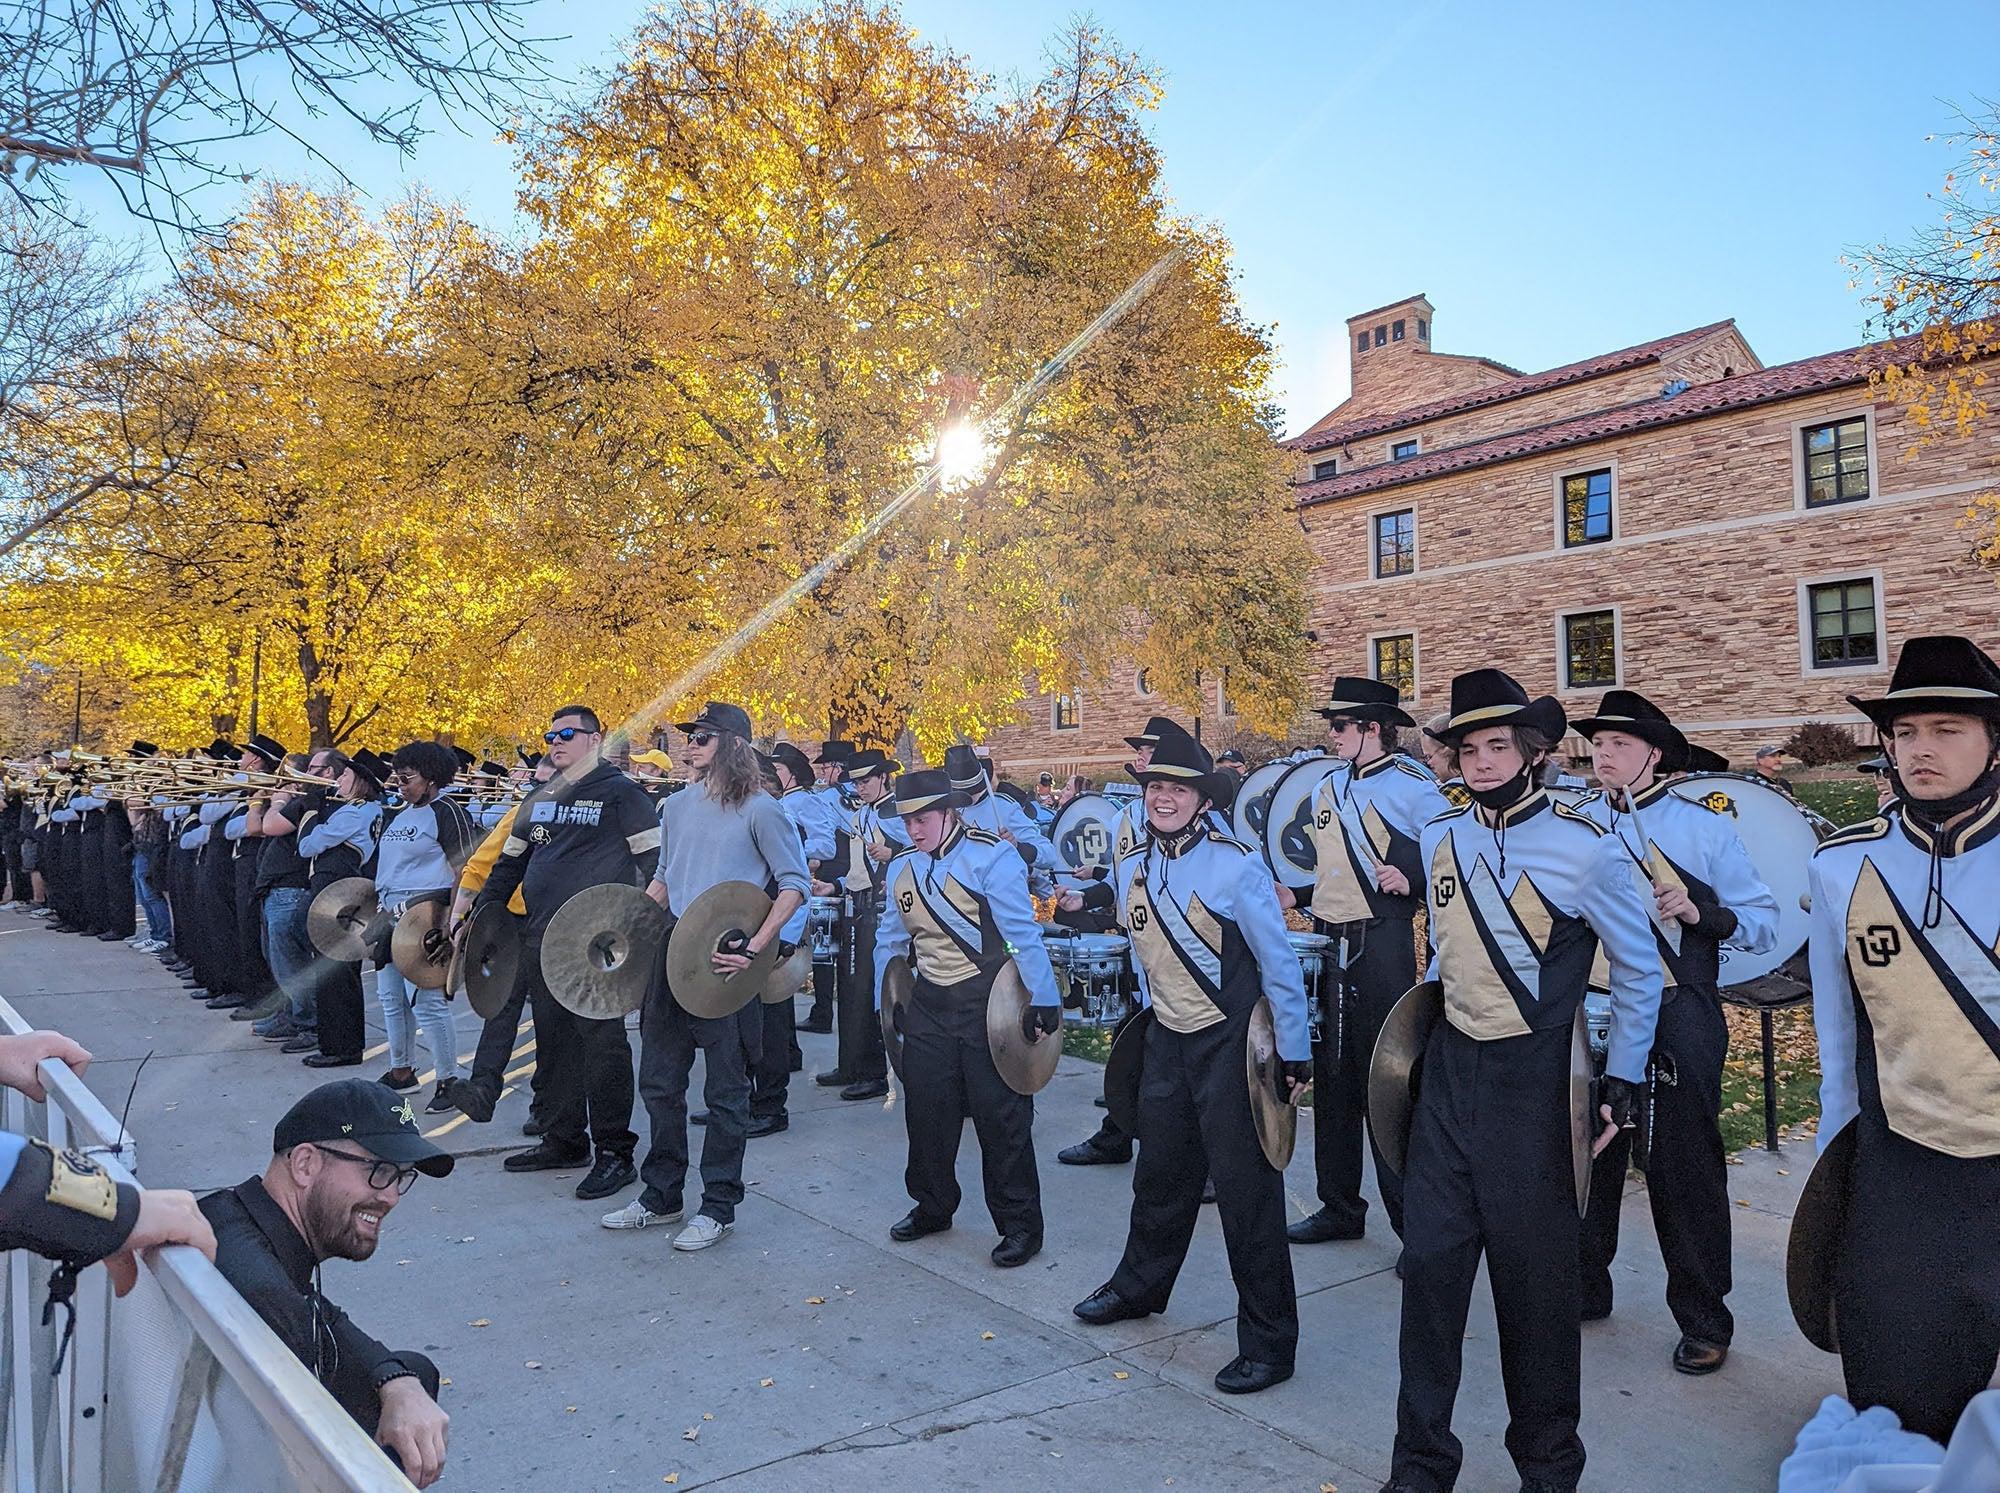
[1295,338,1901,510]
[1291,319,1742,452]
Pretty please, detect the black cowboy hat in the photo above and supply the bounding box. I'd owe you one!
[1124,714,1183,753]
[1128,730,1233,805]
[942,743,992,797]
[1675,743,1732,774]
[1572,689,1688,760]
[477,759,508,778]
[130,739,160,758]
[1848,635,2000,732]
[769,743,814,785]
[675,701,753,740]
[1434,669,1567,747]
[205,737,237,761]
[243,733,289,766]
[1314,676,1416,729]
[880,768,967,818]
[815,739,855,766]
[347,748,392,788]
[844,748,899,783]
[449,745,475,770]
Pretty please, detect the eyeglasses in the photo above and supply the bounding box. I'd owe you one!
[543,727,592,744]
[686,730,718,747]
[311,1145,420,1195]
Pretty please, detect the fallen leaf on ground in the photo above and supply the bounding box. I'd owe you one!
[469,1319,490,1328]
[806,1297,825,1305]
[1777,1168,1790,1176]
[701,1413,713,1422]
[760,1378,774,1387]
[1113,1371,1130,1380]
[682,1428,699,1442]
[565,1406,577,1414]
[663,1477,679,1485]
[525,1361,541,1370]
[981,1332,995,1341]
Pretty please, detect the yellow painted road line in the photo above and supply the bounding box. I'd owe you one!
[421,1060,536,1138]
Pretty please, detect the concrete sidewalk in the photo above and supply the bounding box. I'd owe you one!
[1,906,1835,1491]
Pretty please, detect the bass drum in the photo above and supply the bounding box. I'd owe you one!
[1052,792,1121,873]
[1263,757,1345,890]
[1669,772,1828,989]
[1231,759,1293,872]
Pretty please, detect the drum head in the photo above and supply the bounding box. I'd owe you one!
[1052,793,1120,873]
[1231,760,1292,870]
[1264,758,1344,889]
[1670,773,1820,988]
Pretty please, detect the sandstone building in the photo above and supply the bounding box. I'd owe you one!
[988,292,2000,775]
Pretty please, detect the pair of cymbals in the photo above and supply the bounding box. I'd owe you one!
[878,956,1062,1097]
[448,901,523,1019]
[1244,997,1299,1170]
[306,877,377,962]
[390,900,452,990]
[542,883,670,1021]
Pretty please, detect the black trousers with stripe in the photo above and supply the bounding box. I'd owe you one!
[1309,914,1413,1236]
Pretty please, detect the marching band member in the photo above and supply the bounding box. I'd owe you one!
[1807,635,2000,1443]
[608,703,807,1250]
[818,748,905,1102]
[801,740,855,1034]
[1070,733,1311,1393]
[943,745,1056,897]
[1419,713,1469,808]
[1288,677,1448,1248]
[872,767,1061,1268]
[1572,691,1776,1374]
[1385,669,1662,1493]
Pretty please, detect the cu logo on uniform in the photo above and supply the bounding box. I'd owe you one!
[529,824,552,844]
[1855,924,1901,968]
[1131,905,1149,932]
[1315,808,1332,829]
[898,890,914,914]
[1434,874,1457,908]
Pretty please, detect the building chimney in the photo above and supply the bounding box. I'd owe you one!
[1346,293,1436,409]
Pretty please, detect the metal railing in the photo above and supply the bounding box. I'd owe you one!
[0,996,414,1492]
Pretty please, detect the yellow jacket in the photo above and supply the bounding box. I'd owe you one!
[458,805,527,914]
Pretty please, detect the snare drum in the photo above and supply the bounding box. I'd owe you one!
[1063,933,1132,1026]
[1288,931,1333,1043]
[808,894,845,965]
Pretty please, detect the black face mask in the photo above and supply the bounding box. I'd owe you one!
[1467,765,1535,812]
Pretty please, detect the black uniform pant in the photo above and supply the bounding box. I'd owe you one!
[316,959,368,1062]
[1580,986,1732,1342]
[1109,1006,1299,1365]
[1394,1020,1584,1493]
[465,976,531,1105]
[750,991,796,1123]
[234,852,272,999]
[637,977,756,1223]
[809,955,836,1025]
[1836,1116,2000,1444]
[1310,915,1413,1236]
[100,817,135,938]
[901,971,1042,1239]
[77,820,107,933]
[522,952,636,1160]
[836,900,886,1083]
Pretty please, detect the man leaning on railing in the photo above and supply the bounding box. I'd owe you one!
[0,1030,217,1294]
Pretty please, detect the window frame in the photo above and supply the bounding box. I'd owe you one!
[1553,460,1618,548]
[1051,692,1081,731]
[1310,457,1339,482]
[1389,436,1421,462]
[1368,630,1418,704]
[1555,606,1623,692]
[1793,409,1876,511]
[1796,571,1887,676]
[1392,318,1406,342]
[1356,331,1369,355]
[1370,505,1418,580]
[1134,668,1154,699]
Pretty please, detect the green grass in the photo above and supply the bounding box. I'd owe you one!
[1061,1024,1114,1064]
[1794,776,1879,828]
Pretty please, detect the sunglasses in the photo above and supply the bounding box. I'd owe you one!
[543,727,594,744]
[1325,717,1363,733]
[686,730,718,747]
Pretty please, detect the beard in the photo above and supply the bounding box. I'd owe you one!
[304,1185,383,1262]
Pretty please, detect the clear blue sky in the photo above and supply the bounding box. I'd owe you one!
[81,0,2000,435]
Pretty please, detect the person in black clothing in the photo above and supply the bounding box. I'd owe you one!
[475,705,662,1202]
[202,1080,453,1487]
[297,751,391,1068]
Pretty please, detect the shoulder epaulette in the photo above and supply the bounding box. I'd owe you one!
[1573,789,1606,810]
[1433,800,1474,823]
[1207,832,1255,855]
[1815,816,1892,854]
[964,827,1003,846]
[1552,800,1607,836]
[1390,757,1437,782]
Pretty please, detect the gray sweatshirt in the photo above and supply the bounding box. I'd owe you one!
[652,786,811,918]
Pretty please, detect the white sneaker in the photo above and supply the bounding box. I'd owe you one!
[142,939,167,953]
[600,1199,683,1231]
[671,1214,731,1251]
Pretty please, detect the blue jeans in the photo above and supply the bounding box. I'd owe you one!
[131,849,172,941]
[260,887,316,1028]
[375,965,461,1081]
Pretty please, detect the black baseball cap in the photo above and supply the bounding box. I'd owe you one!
[273,1080,454,1177]
[676,701,753,740]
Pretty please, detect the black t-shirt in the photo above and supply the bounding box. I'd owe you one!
[253,794,315,894]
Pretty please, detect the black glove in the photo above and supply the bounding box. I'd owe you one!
[1022,1004,1062,1042]
[1600,1074,1642,1133]
[1276,1058,1313,1101]
[420,927,452,966]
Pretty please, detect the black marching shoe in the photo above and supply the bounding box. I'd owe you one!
[574,1152,637,1201]
[813,1069,853,1088]
[377,1066,418,1092]
[1057,1134,1132,1166]
[503,1140,589,1173]
[1672,1335,1728,1375]
[302,1051,363,1068]
[888,1209,950,1243]
[799,1011,834,1034]
[1071,1284,1153,1326]
[840,1078,888,1101]
[1213,1356,1292,1395]
[747,1114,788,1138]
[206,994,247,1010]
[991,1233,1041,1268]
[280,1033,319,1054]
[423,1081,458,1115]
[691,1111,710,1127]
[1287,1207,1364,1244]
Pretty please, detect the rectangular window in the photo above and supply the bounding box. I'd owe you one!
[1807,579,1879,667]
[1374,325,1388,348]
[1562,609,1619,688]
[1052,693,1080,731]
[1562,468,1613,546]
[1373,508,1416,578]
[1803,418,1870,507]
[1392,319,1406,342]
[1311,458,1338,481]
[1357,331,1369,354]
[1417,317,1429,340]
[1391,439,1419,461]
[1372,634,1416,702]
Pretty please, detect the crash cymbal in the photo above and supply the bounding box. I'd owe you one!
[1787,1119,1857,1353]
[664,880,778,1019]
[1569,1002,1595,1217]
[390,900,452,991]
[1244,997,1297,1170]
[306,876,377,962]
[985,959,1061,1097]
[762,938,813,1005]
[879,954,914,1080]
[458,902,523,1020]
[1366,979,1443,1179]
[541,883,668,1020]
[1103,1006,1153,1135]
